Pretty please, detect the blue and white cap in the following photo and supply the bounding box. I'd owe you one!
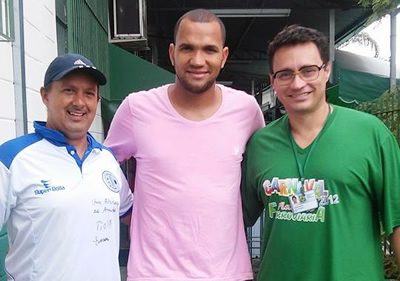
[44,53,107,87]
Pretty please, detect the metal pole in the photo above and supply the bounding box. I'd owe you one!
[151,39,158,65]
[12,0,28,136]
[390,10,397,91]
[329,9,335,83]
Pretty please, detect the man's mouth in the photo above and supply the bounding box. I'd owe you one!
[67,110,86,117]
[289,91,311,98]
[187,70,208,78]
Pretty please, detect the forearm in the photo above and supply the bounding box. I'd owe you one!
[390,227,400,267]
[121,213,131,226]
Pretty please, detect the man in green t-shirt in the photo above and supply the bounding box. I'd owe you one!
[242,25,400,281]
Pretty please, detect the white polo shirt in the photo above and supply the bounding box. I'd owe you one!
[0,121,133,281]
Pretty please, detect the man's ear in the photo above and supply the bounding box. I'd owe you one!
[269,74,274,87]
[220,46,229,69]
[169,43,175,67]
[322,61,332,83]
[40,87,49,106]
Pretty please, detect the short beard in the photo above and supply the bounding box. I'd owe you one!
[176,75,215,94]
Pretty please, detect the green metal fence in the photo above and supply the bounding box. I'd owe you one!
[67,0,110,99]
[356,87,400,279]
[356,87,400,144]
[0,227,7,281]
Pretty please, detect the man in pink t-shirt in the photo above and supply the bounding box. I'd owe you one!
[105,9,265,281]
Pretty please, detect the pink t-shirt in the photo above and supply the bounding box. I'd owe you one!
[105,84,264,281]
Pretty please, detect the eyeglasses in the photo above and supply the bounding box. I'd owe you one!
[272,64,326,86]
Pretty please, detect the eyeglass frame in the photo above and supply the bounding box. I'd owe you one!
[271,63,327,86]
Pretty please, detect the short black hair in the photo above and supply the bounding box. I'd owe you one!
[173,9,226,45]
[268,25,329,73]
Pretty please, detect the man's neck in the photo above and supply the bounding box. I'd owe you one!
[68,138,88,158]
[288,102,331,149]
[168,83,222,121]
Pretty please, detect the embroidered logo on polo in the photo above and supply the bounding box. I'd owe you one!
[34,179,66,195]
[263,177,340,223]
[102,171,120,193]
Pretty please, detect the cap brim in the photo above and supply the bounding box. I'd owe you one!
[52,66,107,86]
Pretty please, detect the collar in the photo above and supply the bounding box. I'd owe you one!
[33,121,104,151]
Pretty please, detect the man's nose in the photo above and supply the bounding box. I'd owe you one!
[72,92,85,106]
[190,51,206,66]
[289,73,307,89]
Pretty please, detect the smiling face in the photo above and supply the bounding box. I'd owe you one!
[169,18,228,94]
[270,42,331,115]
[40,71,99,145]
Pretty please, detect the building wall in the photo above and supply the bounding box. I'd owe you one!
[0,0,105,145]
[0,40,15,145]
[23,0,57,133]
[0,0,57,144]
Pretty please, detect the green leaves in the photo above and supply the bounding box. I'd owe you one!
[358,0,400,21]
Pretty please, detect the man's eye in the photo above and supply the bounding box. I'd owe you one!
[205,48,218,53]
[277,72,293,80]
[63,88,74,94]
[180,46,192,51]
[301,67,318,77]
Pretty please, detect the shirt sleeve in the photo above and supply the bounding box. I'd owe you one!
[241,136,265,227]
[118,166,133,217]
[104,96,136,163]
[377,134,400,235]
[0,161,15,227]
[249,98,265,135]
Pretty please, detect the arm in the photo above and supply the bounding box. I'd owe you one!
[118,163,133,226]
[0,161,14,227]
[390,227,400,267]
[379,133,400,267]
[121,213,131,226]
[104,96,136,162]
[241,141,265,227]
[250,98,265,134]
[240,99,265,226]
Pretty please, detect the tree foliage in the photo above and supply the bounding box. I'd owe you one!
[358,0,400,21]
[339,31,380,58]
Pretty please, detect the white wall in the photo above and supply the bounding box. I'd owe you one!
[0,0,56,144]
[24,0,57,133]
[0,0,105,144]
[90,103,105,142]
[0,42,15,144]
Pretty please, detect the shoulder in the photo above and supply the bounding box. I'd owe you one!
[0,133,43,169]
[88,134,118,160]
[117,85,170,118]
[248,115,288,147]
[334,105,392,134]
[220,85,255,101]
[124,84,170,106]
[219,84,260,110]
[248,115,287,145]
[258,115,287,135]
[334,105,376,121]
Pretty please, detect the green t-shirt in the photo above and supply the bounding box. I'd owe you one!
[242,105,400,281]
